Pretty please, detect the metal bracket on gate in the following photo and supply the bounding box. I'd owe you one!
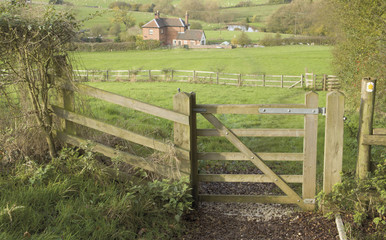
[303,198,316,204]
[259,107,326,115]
[193,108,207,113]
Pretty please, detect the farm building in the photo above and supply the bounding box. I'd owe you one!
[142,11,206,46]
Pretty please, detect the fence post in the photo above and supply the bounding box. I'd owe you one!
[262,74,265,87]
[323,74,327,91]
[301,74,304,88]
[86,70,89,82]
[357,78,376,179]
[303,91,318,202]
[216,72,219,84]
[323,91,345,194]
[313,74,316,90]
[148,70,151,81]
[106,70,109,82]
[171,70,174,82]
[173,92,198,207]
[281,75,284,88]
[238,74,242,87]
[54,56,75,135]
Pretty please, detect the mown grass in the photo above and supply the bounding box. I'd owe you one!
[72,45,333,75]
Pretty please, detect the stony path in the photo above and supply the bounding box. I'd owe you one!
[181,202,340,240]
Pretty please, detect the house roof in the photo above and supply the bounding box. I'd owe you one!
[176,30,204,41]
[142,18,186,28]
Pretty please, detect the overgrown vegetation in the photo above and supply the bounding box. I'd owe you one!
[318,157,386,239]
[0,147,192,239]
[0,2,78,159]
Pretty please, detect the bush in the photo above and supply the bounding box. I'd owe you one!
[72,42,137,51]
[318,158,386,239]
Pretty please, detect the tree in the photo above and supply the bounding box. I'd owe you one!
[0,2,78,159]
[328,0,385,109]
[237,32,252,47]
[112,8,136,30]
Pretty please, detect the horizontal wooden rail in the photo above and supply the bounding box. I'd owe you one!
[199,174,303,183]
[198,152,303,161]
[58,132,189,177]
[52,106,189,158]
[373,128,386,135]
[199,195,295,204]
[73,84,189,125]
[197,128,304,137]
[195,104,305,114]
[362,134,386,146]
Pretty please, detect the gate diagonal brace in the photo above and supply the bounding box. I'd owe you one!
[201,113,309,210]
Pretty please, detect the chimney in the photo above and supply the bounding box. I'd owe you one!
[155,11,160,19]
[185,11,189,29]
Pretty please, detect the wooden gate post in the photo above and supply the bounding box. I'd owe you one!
[303,91,318,201]
[323,91,345,194]
[173,92,198,207]
[357,78,376,179]
[54,56,75,135]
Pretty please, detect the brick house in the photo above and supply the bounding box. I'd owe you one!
[142,11,206,46]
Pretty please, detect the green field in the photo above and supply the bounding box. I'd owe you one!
[205,30,292,42]
[73,45,333,75]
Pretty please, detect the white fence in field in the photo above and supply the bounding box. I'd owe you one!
[73,69,339,90]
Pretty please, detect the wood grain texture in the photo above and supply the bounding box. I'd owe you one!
[197,152,303,161]
[323,91,345,194]
[199,174,303,183]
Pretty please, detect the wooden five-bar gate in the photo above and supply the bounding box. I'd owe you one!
[53,83,344,211]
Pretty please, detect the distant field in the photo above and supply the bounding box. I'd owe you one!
[205,30,292,43]
[72,45,333,75]
[64,0,270,8]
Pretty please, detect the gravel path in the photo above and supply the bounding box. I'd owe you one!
[181,201,339,240]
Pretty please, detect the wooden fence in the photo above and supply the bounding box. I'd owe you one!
[52,79,345,210]
[73,69,340,91]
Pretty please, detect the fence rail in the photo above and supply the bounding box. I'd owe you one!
[73,69,340,91]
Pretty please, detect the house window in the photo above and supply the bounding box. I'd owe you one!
[149,29,153,35]
[190,41,195,45]
[161,29,164,34]
[184,40,188,45]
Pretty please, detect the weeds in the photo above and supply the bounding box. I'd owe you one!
[0,148,192,239]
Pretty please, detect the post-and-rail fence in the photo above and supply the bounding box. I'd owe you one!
[73,69,340,91]
[53,79,345,210]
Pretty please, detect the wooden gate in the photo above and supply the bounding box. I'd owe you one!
[190,92,320,210]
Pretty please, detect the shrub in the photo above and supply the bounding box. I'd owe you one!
[318,158,386,239]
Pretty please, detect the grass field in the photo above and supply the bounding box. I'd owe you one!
[72,45,333,75]
[205,30,292,42]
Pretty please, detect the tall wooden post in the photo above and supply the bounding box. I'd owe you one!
[106,70,109,82]
[238,74,242,87]
[216,72,219,84]
[303,91,318,201]
[323,91,345,194]
[54,56,75,136]
[171,70,174,82]
[323,74,327,91]
[148,70,152,81]
[357,78,376,179]
[173,92,198,207]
